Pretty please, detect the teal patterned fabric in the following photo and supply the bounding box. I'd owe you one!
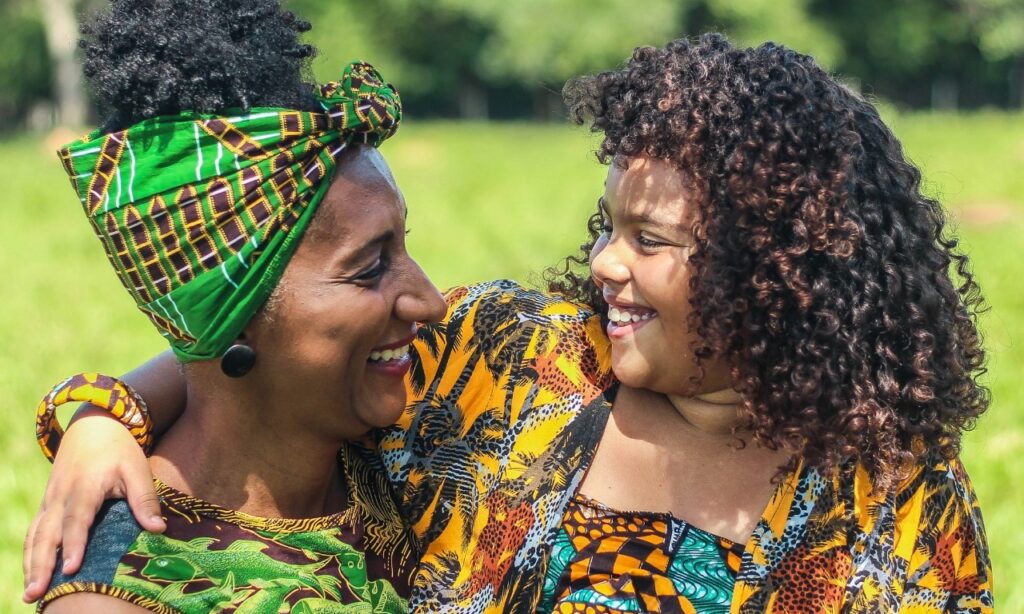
[538,494,742,613]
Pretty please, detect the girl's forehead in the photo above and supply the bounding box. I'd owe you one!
[605,156,694,225]
[608,156,684,190]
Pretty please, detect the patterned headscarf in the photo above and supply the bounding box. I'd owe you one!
[58,61,401,362]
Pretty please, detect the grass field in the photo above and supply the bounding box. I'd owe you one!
[1,114,1022,610]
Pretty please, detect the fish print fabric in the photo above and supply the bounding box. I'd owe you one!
[41,446,415,613]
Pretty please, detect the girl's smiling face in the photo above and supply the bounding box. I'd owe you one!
[590,155,733,397]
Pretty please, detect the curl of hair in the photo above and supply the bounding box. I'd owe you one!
[80,0,318,132]
[549,33,989,491]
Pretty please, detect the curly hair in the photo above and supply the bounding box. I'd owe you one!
[550,33,989,491]
[80,0,318,133]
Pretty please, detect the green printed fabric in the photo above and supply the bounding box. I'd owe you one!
[41,479,411,613]
[56,61,401,361]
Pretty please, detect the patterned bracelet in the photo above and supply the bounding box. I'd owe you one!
[36,372,153,462]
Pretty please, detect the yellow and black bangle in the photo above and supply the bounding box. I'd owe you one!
[36,372,153,462]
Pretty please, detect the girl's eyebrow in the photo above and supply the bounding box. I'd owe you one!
[605,195,692,231]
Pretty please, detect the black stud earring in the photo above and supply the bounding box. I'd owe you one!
[221,344,256,378]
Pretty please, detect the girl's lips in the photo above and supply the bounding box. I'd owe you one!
[605,302,658,340]
[606,314,657,339]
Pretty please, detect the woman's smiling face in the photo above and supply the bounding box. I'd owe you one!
[243,145,447,440]
[590,155,732,397]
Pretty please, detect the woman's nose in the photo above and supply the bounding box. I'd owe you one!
[395,257,447,324]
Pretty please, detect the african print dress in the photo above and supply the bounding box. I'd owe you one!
[363,280,993,613]
[41,445,416,613]
[538,494,745,613]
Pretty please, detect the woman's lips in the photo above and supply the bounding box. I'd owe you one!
[366,352,412,377]
[371,330,417,352]
[366,329,416,377]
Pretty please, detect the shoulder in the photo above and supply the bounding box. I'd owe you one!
[841,452,988,533]
[891,453,986,522]
[892,454,993,607]
[439,280,611,376]
[445,279,595,318]
[41,592,152,613]
[849,452,990,572]
[41,500,150,613]
[47,500,141,588]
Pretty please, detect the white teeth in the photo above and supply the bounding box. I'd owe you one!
[607,306,656,325]
[369,344,410,362]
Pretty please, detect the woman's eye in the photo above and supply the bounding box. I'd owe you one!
[354,259,387,282]
[600,220,613,234]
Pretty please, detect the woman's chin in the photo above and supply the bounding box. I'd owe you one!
[355,391,408,430]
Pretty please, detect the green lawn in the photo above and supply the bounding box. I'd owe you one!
[1,114,1022,609]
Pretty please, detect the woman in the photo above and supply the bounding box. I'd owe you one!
[27,35,993,612]
[26,0,452,611]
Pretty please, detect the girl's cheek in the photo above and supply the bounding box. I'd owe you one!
[589,234,610,269]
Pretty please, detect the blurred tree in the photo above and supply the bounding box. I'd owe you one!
[701,0,841,68]
[0,0,51,132]
[292,0,685,118]
[961,0,1024,106]
[2,0,1021,130]
[455,0,684,117]
[39,0,87,127]
[809,0,1014,108]
[293,0,494,118]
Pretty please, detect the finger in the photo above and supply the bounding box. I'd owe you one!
[23,512,41,587]
[122,463,165,533]
[59,492,102,575]
[24,510,62,602]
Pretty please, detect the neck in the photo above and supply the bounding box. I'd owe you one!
[150,378,347,519]
[614,384,744,441]
[666,389,744,437]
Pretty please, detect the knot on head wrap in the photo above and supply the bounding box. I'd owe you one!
[57,61,401,361]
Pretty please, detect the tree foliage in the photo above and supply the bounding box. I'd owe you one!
[2,0,1021,131]
[0,0,52,130]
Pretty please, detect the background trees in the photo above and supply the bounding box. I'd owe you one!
[1,0,1021,131]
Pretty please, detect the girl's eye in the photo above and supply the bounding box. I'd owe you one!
[637,234,664,248]
[600,219,613,234]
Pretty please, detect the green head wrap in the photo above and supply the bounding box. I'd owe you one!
[58,61,401,362]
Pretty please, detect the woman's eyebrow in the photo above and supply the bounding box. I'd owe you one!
[334,230,395,266]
